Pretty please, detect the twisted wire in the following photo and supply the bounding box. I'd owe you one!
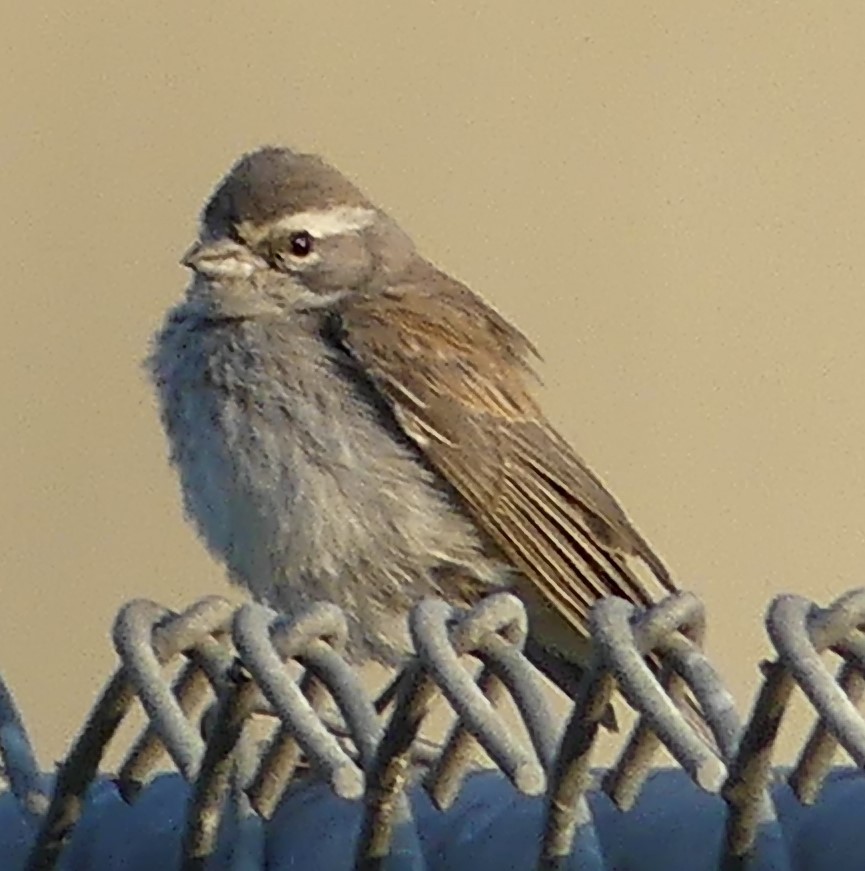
[24,595,236,871]
[11,586,865,870]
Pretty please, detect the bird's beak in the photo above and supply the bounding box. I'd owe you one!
[180,241,206,270]
[181,239,264,279]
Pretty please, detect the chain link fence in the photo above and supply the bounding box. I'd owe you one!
[3,588,865,869]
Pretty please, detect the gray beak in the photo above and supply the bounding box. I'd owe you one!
[180,240,206,270]
[180,239,263,279]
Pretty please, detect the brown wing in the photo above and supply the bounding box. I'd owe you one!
[327,271,677,638]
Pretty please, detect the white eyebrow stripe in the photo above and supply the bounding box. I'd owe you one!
[271,206,377,238]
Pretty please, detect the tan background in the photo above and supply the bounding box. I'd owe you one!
[2,3,864,766]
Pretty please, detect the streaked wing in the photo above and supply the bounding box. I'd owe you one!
[327,274,677,639]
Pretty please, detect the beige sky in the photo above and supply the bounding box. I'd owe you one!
[2,3,864,766]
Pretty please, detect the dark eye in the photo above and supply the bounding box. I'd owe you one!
[288,231,314,257]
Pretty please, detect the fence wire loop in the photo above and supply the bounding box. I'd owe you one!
[770,594,865,768]
[113,601,209,782]
[722,587,865,857]
[413,596,546,796]
[789,630,865,803]
[23,596,236,871]
[234,602,377,801]
[11,587,865,870]
[595,596,727,786]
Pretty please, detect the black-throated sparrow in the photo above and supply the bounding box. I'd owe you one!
[150,147,680,716]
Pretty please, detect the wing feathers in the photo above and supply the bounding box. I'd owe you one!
[327,273,674,643]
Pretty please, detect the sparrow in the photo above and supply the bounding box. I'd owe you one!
[149,146,679,709]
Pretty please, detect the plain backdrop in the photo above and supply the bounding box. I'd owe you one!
[2,3,864,767]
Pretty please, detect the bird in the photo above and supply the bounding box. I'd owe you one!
[149,146,682,719]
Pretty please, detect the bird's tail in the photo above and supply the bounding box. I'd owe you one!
[526,638,719,750]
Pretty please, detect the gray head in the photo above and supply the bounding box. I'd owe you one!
[182,147,416,312]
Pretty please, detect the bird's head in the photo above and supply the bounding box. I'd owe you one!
[182,147,415,316]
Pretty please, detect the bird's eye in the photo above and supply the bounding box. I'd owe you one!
[288,231,314,258]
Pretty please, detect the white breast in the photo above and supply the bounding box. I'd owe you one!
[149,305,503,662]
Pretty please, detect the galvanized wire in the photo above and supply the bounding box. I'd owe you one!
[24,595,236,871]
[540,592,735,867]
[356,593,563,868]
[723,588,865,857]
[9,586,865,870]
[116,630,236,802]
[0,673,50,828]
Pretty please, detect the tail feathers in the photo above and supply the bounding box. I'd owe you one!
[678,687,720,752]
[523,637,618,730]
[524,638,719,751]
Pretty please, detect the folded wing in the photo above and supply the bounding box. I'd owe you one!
[326,274,677,641]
